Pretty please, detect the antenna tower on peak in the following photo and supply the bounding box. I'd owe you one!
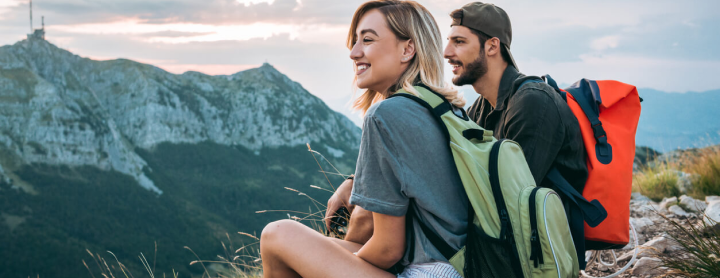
[29,0,33,32]
[27,0,46,40]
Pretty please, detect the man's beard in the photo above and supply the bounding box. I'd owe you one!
[451,54,488,86]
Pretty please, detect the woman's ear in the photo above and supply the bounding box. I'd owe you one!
[401,39,416,63]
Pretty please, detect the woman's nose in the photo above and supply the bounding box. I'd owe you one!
[349,42,363,60]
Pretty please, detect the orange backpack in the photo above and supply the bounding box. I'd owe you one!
[543,75,642,265]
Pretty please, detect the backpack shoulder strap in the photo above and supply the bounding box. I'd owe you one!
[388,85,451,114]
[387,85,452,142]
[544,75,613,164]
[410,199,458,260]
[566,79,613,164]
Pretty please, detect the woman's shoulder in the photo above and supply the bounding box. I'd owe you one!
[366,95,428,121]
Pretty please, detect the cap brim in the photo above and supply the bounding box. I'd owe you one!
[503,44,518,70]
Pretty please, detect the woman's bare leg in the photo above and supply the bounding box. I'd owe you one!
[261,219,397,278]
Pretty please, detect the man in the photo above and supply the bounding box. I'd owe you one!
[444,2,587,192]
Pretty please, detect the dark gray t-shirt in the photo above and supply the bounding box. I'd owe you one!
[349,96,468,266]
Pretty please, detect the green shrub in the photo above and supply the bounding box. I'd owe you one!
[659,215,720,278]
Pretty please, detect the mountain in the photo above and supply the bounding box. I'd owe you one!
[0,37,360,277]
[635,88,720,151]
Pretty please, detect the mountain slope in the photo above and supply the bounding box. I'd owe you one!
[0,37,359,277]
[636,88,720,151]
[0,38,359,193]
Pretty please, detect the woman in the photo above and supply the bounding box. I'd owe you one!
[260,1,468,277]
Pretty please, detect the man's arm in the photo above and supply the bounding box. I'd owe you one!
[504,89,564,184]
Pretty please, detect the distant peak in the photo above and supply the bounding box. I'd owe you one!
[257,62,282,76]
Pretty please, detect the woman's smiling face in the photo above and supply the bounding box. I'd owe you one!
[349,9,408,95]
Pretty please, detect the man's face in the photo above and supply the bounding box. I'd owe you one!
[444,26,487,86]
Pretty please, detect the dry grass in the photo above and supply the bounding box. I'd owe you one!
[681,146,720,199]
[83,235,263,278]
[633,161,681,202]
[633,145,720,201]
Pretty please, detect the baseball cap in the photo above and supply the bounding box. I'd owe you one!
[451,2,518,70]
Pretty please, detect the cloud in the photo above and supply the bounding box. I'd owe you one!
[521,54,720,93]
[590,36,620,51]
[237,0,276,7]
[0,0,24,19]
[50,19,301,42]
[0,0,361,26]
[48,18,349,46]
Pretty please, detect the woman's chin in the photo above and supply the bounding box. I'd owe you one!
[356,81,371,91]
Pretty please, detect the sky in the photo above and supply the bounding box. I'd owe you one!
[1,0,719,125]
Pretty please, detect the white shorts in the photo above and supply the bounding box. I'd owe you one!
[396,262,462,278]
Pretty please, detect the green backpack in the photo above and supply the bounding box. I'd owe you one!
[389,85,579,278]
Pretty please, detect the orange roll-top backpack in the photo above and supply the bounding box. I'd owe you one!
[539,75,642,268]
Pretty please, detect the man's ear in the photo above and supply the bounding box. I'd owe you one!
[401,39,416,63]
[485,37,501,58]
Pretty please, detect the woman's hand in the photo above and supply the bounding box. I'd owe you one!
[326,178,355,232]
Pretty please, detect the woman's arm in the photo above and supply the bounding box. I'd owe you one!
[355,212,406,269]
[345,206,374,244]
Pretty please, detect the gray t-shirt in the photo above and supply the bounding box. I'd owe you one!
[350,96,468,266]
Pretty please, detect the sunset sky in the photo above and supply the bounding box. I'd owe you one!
[1,0,718,124]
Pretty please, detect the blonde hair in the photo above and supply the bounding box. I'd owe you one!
[347,0,465,115]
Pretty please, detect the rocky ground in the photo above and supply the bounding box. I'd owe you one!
[580,193,720,278]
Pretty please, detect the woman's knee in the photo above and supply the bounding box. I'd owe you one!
[261,219,302,248]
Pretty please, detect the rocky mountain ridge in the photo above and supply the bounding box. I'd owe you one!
[0,37,360,194]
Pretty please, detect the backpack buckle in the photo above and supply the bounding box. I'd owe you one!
[591,122,607,141]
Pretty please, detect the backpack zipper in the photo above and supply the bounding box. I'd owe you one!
[529,186,544,268]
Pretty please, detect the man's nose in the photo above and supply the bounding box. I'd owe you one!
[443,44,453,59]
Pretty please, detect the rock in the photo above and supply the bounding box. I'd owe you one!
[631,192,652,203]
[631,257,666,276]
[675,172,698,193]
[618,235,681,263]
[668,205,690,217]
[644,235,682,253]
[704,201,720,227]
[617,246,656,263]
[622,233,647,250]
[630,217,654,233]
[679,195,708,212]
[707,196,720,204]
[635,202,666,216]
[597,264,609,271]
[660,196,678,209]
